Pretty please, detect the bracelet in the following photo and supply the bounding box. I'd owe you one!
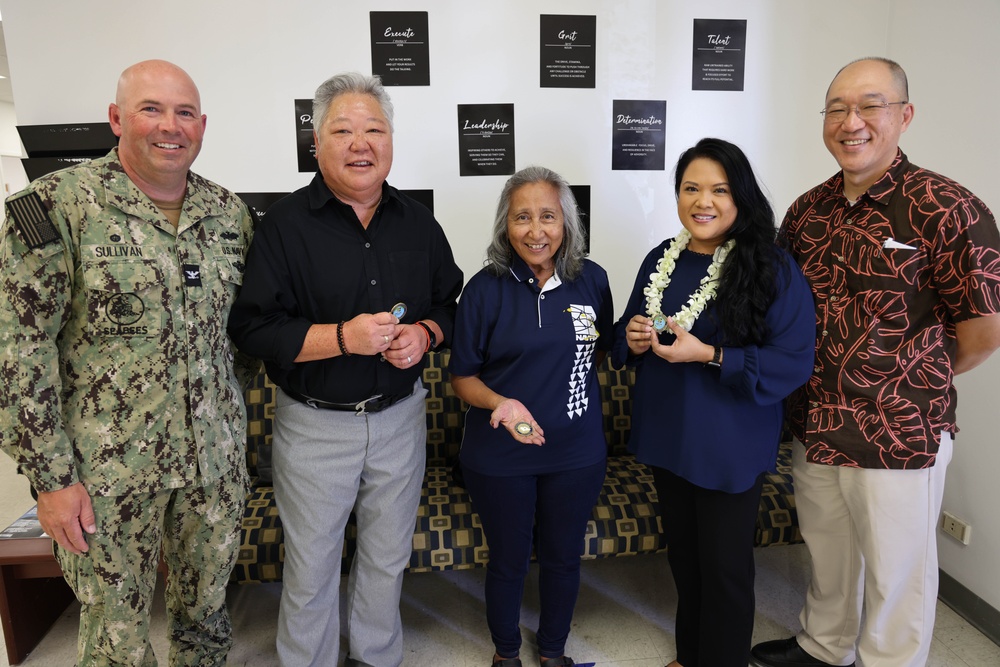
[416,321,433,353]
[337,321,351,357]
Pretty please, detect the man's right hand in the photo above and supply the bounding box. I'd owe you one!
[36,483,97,555]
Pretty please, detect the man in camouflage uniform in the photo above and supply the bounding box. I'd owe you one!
[0,60,256,666]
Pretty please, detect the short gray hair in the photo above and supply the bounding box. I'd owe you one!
[313,72,394,137]
[485,166,587,281]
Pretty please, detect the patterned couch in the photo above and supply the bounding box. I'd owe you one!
[231,350,802,584]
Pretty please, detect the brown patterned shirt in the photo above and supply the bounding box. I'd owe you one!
[780,150,1000,469]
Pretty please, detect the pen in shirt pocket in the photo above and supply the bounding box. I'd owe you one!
[883,237,917,250]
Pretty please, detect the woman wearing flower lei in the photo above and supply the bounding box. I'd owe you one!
[611,138,816,667]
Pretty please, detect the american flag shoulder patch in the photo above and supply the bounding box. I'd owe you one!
[7,191,59,249]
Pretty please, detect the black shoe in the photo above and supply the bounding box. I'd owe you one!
[492,658,522,667]
[750,637,854,667]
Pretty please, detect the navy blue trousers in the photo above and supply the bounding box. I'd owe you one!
[652,467,764,667]
[463,460,606,659]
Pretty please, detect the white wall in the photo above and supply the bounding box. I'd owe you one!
[886,0,1000,613]
[0,0,997,609]
[0,100,26,197]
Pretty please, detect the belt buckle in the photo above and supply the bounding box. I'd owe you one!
[354,394,384,415]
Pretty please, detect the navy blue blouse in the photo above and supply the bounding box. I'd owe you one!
[451,256,613,476]
[612,241,815,493]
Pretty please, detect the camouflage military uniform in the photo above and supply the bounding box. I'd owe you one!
[0,149,256,666]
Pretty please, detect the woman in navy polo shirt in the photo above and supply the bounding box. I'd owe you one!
[613,138,815,667]
[450,166,613,667]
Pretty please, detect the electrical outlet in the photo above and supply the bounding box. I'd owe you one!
[941,511,972,545]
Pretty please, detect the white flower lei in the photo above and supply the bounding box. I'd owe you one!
[643,229,735,332]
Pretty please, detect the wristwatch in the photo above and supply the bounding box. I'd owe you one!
[416,321,437,351]
[705,346,722,369]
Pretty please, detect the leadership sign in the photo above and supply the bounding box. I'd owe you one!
[457,104,516,177]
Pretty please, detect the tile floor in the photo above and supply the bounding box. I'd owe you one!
[2,457,998,666]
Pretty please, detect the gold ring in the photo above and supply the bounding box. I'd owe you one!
[383,335,389,344]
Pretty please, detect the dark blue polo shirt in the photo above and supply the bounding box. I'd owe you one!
[450,256,613,476]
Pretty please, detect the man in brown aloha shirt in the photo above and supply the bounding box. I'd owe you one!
[751,58,1000,667]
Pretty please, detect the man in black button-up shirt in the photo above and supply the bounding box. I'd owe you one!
[228,72,462,667]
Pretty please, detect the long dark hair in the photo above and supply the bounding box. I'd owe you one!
[673,138,784,345]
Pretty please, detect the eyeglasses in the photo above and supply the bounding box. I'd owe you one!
[820,101,908,124]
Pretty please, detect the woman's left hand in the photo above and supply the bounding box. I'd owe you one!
[490,398,546,446]
[650,317,715,365]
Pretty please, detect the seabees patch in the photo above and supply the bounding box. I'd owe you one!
[6,191,59,249]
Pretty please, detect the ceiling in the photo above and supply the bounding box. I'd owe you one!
[0,22,14,104]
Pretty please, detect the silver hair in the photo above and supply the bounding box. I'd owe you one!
[485,166,587,281]
[312,72,394,138]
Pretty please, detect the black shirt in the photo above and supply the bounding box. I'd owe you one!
[227,174,463,403]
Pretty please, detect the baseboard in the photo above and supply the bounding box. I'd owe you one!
[938,569,1000,646]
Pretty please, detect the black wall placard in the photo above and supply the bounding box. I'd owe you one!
[295,99,318,173]
[236,192,290,223]
[401,189,434,214]
[692,19,747,91]
[540,14,597,88]
[457,104,516,177]
[611,100,666,171]
[17,123,117,158]
[370,11,431,86]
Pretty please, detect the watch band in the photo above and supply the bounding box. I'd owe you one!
[705,345,722,368]
[416,321,436,353]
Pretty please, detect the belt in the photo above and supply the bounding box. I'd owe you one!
[286,389,412,415]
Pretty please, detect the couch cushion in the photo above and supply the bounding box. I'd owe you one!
[756,441,802,547]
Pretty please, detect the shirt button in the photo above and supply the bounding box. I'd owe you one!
[540,295,546,300]
[821,330,829,337]
[846,219,853,225]
[365,242,371,248]
[830,296,838,302]
[370,279,376,285]
[810,401,819,407]
[528,278,534,283]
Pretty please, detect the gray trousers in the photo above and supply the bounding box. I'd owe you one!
[272,382,427,667]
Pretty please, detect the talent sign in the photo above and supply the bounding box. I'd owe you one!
[457,104,516,177]
[611,100,666,171]
[294,99,318,173]
[692,18,747,91]
[539,14,597,88]
[370,11,431,86]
